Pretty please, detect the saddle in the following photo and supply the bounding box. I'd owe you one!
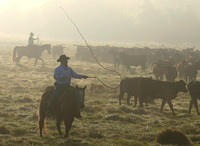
[42,84,70,103]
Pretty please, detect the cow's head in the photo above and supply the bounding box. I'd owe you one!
[177,80,187,92]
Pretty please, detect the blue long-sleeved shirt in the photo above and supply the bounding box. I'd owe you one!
[54,64,83,85]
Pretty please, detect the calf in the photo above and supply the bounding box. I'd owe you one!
[165,66,177,81]
[138,78,187,115]
[183,61,200,82]
[188,81,200,115]
[153,63,165,80]
[119,77,140,106]
[177,60,190,79]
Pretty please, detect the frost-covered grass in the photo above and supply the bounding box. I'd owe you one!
[0,41,200,145]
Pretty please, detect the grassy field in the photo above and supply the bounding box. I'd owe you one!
[0,42,200,146]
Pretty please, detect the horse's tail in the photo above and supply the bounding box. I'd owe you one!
[34,94,48,136]
[12,47,17,63]
[34,106,47,134]
[34,86,54,136]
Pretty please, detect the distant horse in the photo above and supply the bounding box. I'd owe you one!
[35,85,86,138]
[12,44,51,66]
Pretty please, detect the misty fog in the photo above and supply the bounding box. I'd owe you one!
[0,0,200,43]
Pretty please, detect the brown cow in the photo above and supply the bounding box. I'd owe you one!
[153,63,165,80]
[165,66,177,81]
[138,78,187,115]
[183,61,200,82]
[177,60,187,79]
[153,60,177,81]
[188,81,200,115]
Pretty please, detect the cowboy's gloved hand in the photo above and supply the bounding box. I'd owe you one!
[83,75,88,79]
[63,75,67,79]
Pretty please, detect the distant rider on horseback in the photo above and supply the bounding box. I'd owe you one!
[28,32,38,46]
[45,55,88,118]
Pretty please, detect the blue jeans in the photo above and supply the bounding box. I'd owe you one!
[46,84,66,113]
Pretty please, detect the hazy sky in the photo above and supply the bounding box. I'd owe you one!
[0,0,200,43]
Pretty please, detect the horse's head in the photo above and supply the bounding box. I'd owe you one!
[75,85,86,109]
[43,44,51,54]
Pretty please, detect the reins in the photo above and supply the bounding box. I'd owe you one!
[59,7,122,89]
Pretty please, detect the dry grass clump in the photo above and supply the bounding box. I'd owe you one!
[104,114,144,123]
[15,97,33,103]
[119,105,134,113]
[83,105,103,113]
[12,128,27,136]
[0,125,11,134]
[0,97,10,103]
[106,106,121,114]
[104,114,124,121]
[156,128,191,146]
[180,124,199,135]
[88,127,104,139]
[132,108,148,115]
[190,135,200,143]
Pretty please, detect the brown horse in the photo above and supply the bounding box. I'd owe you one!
[12,44,51,66]
[35,85,86,138]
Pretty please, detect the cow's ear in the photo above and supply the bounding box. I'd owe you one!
[83,86,87,90]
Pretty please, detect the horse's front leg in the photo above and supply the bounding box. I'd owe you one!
[38,58,44,67]
[35,58,38,66]
[16,56,22,64]
[64,118,74,138]
[56,114,62,136]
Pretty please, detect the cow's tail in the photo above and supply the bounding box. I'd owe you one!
[118,78,125,105]
[12,47,17,63]
[137,77,143,106]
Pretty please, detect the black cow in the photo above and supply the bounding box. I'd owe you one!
[153,63,165,80]
[52,45,65,58]
[138,79,187,115]
[188,81,200,115]
[119,52,147,72]
[183,61,200,83]
[118,77,139,106]
[165,66,177,81]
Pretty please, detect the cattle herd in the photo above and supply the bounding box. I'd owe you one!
[51,45,65,58]
[75,45,200,116]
